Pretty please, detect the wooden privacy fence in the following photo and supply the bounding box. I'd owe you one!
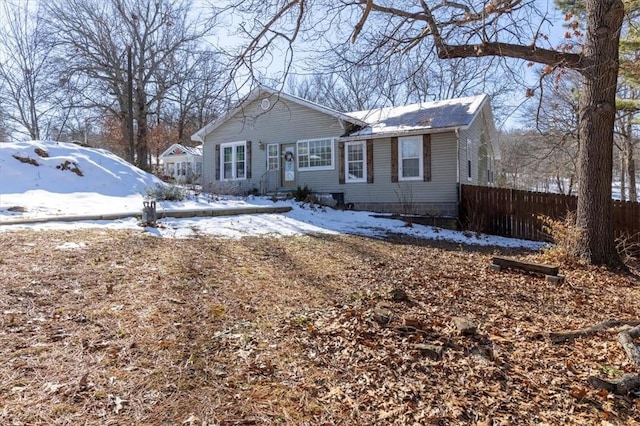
[460,185,640,243]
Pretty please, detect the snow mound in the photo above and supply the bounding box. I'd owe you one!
[0,140,164,196]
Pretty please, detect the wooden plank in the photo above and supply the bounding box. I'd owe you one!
[491,256,559,276]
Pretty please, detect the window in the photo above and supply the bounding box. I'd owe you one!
[345,141,366,183]
[195,161,202,176]
[399,136,423,181]
[220,141,247,180]
[267,144,279,171]
[297,138,334,170]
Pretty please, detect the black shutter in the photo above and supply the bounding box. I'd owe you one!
[215,144,220,181]
[366,139,374,184]
[391,137,398,183]
[423,134,431,182]
[338,141,345,184]
[246,140,252,179]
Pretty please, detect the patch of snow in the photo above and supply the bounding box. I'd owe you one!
[55,242,87,250]
[0,140,544,250]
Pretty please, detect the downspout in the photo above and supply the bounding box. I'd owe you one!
[455,128,461,203]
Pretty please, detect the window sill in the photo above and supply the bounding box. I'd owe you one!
[298,166,334,172]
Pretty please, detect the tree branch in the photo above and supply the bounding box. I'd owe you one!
[435,42,582,69]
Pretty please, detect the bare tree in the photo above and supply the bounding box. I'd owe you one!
[220,0,625,265]
[616,94,639,202]
[286,66,395,112]
[43,0,213,170]
[0,1,64,140]
[163,50,226,143]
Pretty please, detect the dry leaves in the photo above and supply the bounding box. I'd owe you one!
[0,229,638,425]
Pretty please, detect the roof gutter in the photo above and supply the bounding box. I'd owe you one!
[337,125,467,142]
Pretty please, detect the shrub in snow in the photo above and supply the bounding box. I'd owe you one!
[146,184,186,201]
[293,185,312,202]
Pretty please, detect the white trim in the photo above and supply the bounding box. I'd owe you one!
[297,137,335,171]
[398,136,423,181]
[466,138,474,181]
[220,140,247,181]
[345,140,367,183]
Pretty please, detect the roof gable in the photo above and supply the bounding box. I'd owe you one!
[191,85,367,142]
[345,94,489,138]
[160,143,203,159]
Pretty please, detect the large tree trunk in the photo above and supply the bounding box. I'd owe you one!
[135,85,150,171]
[574,0,625,265]
[136,114,149,171]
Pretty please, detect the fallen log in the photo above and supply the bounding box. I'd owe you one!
[587,324,640,394]
[548,319,640,344]
[588,374,640,395]
[617,325,640,368]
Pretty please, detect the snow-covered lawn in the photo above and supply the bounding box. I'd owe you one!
[0,140,543,250]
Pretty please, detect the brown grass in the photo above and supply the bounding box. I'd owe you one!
[0,229,639,425]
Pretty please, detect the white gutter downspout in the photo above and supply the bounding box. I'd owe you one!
[455,128,461,205]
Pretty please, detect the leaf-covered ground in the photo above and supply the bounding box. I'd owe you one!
[0,229,639,425]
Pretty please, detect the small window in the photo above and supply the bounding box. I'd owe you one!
[345,141,366,183]
[297,138,334,170]
[399,136,423,181]
[220,141,247,180]
[267,144,279,171]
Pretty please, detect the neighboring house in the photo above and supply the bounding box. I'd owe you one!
[192,86,498,217]
[159,143,203,184]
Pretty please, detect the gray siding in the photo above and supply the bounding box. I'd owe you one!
[199,92,494,216]
[202,94,346,191]
[287,132,459,216]
[459,106,495,186]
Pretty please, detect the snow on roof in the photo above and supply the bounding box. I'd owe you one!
[344,94,489,138]
[160,143,203,158]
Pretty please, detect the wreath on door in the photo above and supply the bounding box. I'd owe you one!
[284,152,294,163]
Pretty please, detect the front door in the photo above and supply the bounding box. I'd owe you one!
[281,143,296,188]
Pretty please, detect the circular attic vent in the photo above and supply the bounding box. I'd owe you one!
[260,98,271,110]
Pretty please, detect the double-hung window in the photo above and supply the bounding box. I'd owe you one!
[297,138,334,170]
[267,144,279,170]
[220,141,246,180]
[345,141,366,183]
[398,136,423,181]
